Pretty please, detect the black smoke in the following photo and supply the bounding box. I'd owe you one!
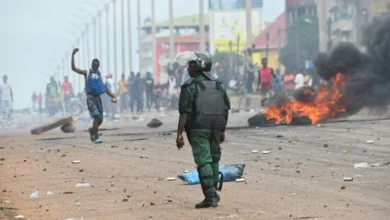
[313,14,390,115]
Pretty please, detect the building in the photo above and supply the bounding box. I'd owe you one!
[316,0,388,52]
[208,0,264,53]
[253,12,286,71]
[141,15,210,84]
[286,0,317,26]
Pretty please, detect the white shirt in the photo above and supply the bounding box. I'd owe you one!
[0,83,12,101]
[168,77,177,95]
[294,73,304,89]
[106,78,116,94]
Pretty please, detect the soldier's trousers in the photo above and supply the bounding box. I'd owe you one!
[187,129,221,199]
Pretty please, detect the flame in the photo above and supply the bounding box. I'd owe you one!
[264,73,350,124]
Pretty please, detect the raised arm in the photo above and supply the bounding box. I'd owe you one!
[71,48,87,75]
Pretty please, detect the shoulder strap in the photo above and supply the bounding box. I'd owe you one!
[181,79,193,89]
[215,80,222,90]
[192,79,206,91]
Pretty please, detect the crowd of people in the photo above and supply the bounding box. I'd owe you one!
[229,55,321,109]
[30,69,184,118]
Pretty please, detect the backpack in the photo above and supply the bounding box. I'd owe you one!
[193,79,227,130]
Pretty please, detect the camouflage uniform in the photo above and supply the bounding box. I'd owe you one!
[179,73,231,201]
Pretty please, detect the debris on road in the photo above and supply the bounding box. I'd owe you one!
[354,162,368,169]
[60,122,76,133]
[46,191,54,196]
[125,138,148,142]
[275,135,284,138]
[341,185,346,190]
[147,118,163,128]
[371,163,381,167]
[166,177,176,181]
[72,160,81,164]
[29,191,39,199]
[343,177,354,182]
[235,178,245,182]
[366,140,374,144]
[31,117,74,135]
[75,183,90,188]
[323,144,329,148]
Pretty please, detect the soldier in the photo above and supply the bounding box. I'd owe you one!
[176,52,231,209]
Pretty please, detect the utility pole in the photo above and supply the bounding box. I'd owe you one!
[82,31,86,91]
[199,0,205,53]
[105,4,110,73]
[137,0,142,73]
[169,0,174,65]
[121,0,126,75]
[113,0,118,90]
[98,11,103,61]
[277,29,281,69]
[85,24,90,64]
[93,18,97,58]
[62,58,65,79]
[245,0,252,49]
[127,0,133,71]
[151,0,157,81]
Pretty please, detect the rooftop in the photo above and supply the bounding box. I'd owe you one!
[253,12,286,49]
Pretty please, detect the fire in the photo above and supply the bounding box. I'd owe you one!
[264,73,350,124]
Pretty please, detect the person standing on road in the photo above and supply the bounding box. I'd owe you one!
[37,92,43,115]
[71,48,117,144]
[144,72,154,112]
[61,76,73,114]
[258,58,274,107]
[128,71,137,113]
[0,75,14,120]
[134,72,143,113]
[176,52,230,209]
[32,91,37,111]
[118,73,128,113]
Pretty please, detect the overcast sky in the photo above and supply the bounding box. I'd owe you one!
[0,0,284,109]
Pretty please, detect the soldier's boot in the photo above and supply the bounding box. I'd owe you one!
[196,169,219,209]
[195,196,219,209]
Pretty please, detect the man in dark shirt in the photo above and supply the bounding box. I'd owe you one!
[144,72,154,112]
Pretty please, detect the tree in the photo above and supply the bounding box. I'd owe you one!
[279,15,319,72]
[211,51,244,72]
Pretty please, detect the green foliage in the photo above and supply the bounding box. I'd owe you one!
[211,51,244,71]
[279,15,319,72]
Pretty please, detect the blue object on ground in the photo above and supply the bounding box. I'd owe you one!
[178,164,245,185]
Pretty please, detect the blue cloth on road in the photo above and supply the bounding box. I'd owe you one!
[178,164,245,185]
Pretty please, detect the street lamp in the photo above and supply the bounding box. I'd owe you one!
[113,0,118,90]
[105,3,111,74]
[82,1,103,62]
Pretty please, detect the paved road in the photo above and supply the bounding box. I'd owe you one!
[0,112,389,220]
